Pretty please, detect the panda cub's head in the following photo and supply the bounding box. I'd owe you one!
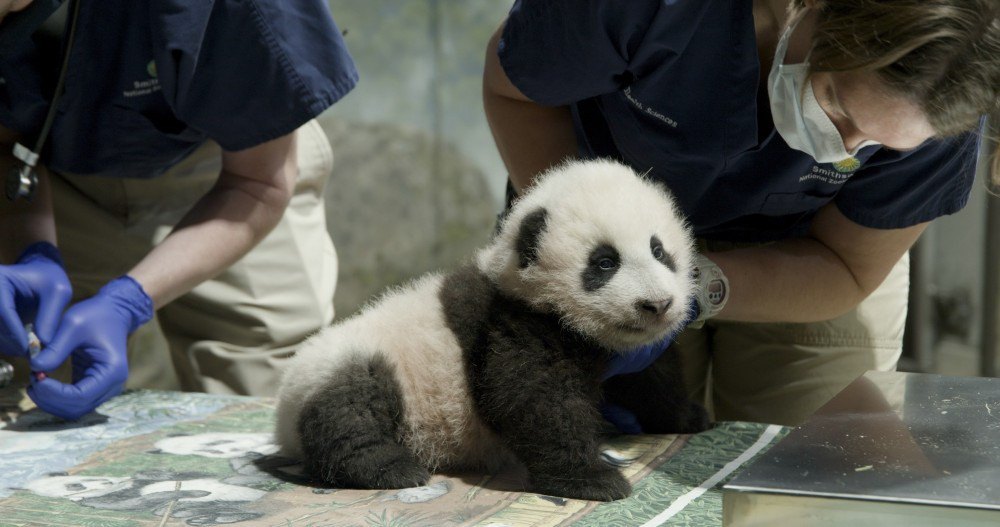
[478,159,696,352]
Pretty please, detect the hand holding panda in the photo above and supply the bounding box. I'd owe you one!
[275,159,710,501]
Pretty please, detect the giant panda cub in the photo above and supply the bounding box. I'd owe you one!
[275,159,709,501]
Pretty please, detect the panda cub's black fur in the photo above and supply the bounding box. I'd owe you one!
[276,160,709,501]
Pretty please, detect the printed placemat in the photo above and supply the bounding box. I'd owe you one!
[0,388,785,526]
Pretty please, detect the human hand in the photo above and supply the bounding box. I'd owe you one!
[28,276,153,420]
[0,242,71,357]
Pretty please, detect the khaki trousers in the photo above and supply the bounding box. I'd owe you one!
[677,250,909,427]
[45,119,336,396]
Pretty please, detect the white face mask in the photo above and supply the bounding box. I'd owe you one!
[767,13,878,163]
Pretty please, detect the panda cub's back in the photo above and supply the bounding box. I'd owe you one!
[277,272,508,471]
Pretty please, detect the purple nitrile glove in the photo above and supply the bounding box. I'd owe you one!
[28,275,153,420]
[0,242,72,357]
[600,299,700,434]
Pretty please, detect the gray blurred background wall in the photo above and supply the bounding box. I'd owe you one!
[318,1,511,317]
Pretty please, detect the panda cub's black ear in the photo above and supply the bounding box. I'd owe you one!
[516,208,548,268]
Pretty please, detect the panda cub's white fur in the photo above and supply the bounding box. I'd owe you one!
[275,159,703,501]
[276,272,509,470]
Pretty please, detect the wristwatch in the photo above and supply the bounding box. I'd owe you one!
[690,253,729,327]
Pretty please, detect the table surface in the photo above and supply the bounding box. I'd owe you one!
[0,387,784,527]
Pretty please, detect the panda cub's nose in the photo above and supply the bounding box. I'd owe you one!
[638,298,673,316]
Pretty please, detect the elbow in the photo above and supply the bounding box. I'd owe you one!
[254,173,295,234]
[216,167,295,238]
[261,171,295,212]
[827,289,873,321]
[822,269,887,321]
[241,168,294,221]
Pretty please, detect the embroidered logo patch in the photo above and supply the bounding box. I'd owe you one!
[622,86,678,128]
[122,60,161,98]
[832,156,861,173]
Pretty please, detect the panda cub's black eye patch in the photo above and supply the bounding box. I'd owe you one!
[650,235,676,272]
[582,243,620,292]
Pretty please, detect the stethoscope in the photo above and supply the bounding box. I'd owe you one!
[4,0,80,202]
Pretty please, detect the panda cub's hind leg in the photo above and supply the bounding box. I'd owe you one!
[297,352,430,489]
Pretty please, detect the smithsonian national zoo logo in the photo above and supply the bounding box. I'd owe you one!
[798,156,863,185]
[122,60,161,99]
[800,164,856,185]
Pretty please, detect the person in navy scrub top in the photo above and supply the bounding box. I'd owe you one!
[484,0,1000,427]
[0,0,358,420]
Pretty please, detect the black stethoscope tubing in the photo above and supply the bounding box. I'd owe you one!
[6,0,80,202]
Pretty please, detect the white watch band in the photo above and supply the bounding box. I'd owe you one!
[691,253,729,326]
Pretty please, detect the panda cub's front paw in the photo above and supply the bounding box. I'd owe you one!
[531,466,631,502]
[366,456,431,490]
[311,450,431,490]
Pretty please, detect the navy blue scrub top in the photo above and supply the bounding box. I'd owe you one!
[499,0,981,242]
[0,0,358,179]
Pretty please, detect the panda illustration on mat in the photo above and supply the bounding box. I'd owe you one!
[275,159,709,501]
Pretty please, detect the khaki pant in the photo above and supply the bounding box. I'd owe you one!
[43,119,336,396]
[677,249,909,427]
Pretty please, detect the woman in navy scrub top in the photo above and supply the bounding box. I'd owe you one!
[484,0,1000,426]
[0,0,357,419]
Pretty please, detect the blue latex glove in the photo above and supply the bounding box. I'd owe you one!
[28,276,153,420]
[0,242,72,357]
[600,299,700,434]
[601,401,643,435]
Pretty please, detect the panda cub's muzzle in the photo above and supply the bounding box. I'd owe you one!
[637,297,674,318]
[623,295,678,335]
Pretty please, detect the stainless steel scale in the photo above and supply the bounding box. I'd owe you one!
[724,371,1000,526]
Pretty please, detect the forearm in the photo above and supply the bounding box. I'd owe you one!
[128,167,293,309]
[708,238,872,323]
[703,199,927,324]
[483,26,578,192]
[129,130,297,309]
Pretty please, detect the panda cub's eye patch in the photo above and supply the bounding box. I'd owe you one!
[582,243,620,292]
[588,245,620,269]
[650,235,676,272]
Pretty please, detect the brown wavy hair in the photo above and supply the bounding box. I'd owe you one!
[796,0,1000,186]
